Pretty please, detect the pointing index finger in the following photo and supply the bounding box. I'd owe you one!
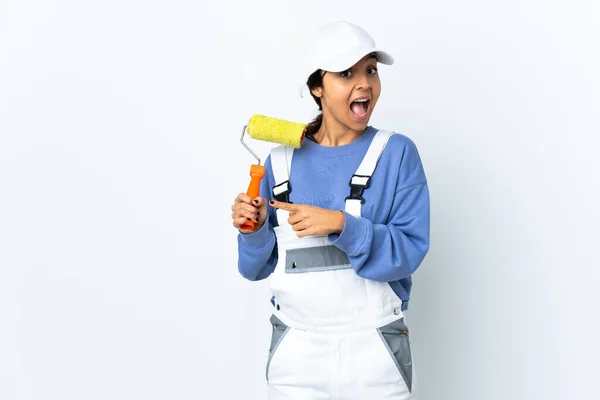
[269,200,300,211]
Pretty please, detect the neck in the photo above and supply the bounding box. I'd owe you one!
[314,113,367,147]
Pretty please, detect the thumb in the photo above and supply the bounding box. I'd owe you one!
[252,196,267,208]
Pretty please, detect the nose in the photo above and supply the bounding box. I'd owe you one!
[355,71,372,91]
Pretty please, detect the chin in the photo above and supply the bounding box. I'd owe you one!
[347,116,371,132]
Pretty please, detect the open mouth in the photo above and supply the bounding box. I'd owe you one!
[350,98,370,119]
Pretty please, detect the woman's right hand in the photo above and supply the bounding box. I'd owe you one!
[231,193,268,234]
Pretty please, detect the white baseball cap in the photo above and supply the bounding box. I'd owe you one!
[299,21,394,97]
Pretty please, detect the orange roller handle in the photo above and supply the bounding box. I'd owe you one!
[240,164,265,230]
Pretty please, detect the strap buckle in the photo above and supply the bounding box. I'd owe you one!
[272,180,292,203]
[345,174,371,204]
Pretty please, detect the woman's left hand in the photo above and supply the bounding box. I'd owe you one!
[270,200,345,237]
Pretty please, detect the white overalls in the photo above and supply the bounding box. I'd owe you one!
[265,130,418,400]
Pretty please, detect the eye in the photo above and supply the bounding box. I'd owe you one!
[368,67,378,75]
[339,70,352,78]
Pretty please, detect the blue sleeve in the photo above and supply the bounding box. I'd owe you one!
[328,139,430,281]
[237,156,279,281]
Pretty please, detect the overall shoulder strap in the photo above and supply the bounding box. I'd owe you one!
[345,130,395,217]
[270,145,294,203]
[269,145,295,227]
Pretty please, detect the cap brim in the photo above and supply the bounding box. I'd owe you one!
[320,47,394,72]
[299,48,394,97]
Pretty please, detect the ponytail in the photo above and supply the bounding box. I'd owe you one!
[304,113,323,142]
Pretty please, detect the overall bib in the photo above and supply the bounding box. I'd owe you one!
[265,130,417,400]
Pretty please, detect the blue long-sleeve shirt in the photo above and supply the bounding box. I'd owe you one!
[237,126,430,311]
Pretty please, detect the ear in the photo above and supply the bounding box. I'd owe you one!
[311,87,322,98]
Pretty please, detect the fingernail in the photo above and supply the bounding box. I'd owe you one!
[269,200,274,205]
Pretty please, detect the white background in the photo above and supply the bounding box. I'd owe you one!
[1,1,599,399]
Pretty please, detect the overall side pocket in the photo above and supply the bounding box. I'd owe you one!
[266,314,290,382]
[376,317,413,392]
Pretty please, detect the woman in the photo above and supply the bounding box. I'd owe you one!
[231,21,430,400]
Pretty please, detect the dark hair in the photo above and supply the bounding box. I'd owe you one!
[303,70,326,142]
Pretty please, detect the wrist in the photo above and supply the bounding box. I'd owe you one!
[333,210,345,234]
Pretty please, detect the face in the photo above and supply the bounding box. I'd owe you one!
[312,54,381,133]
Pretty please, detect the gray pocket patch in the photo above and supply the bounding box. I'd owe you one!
[266,314,290,381]
[285,245,352,273]
[377,317,413,392]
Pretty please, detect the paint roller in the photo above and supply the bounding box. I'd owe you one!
[239,114,306,230]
